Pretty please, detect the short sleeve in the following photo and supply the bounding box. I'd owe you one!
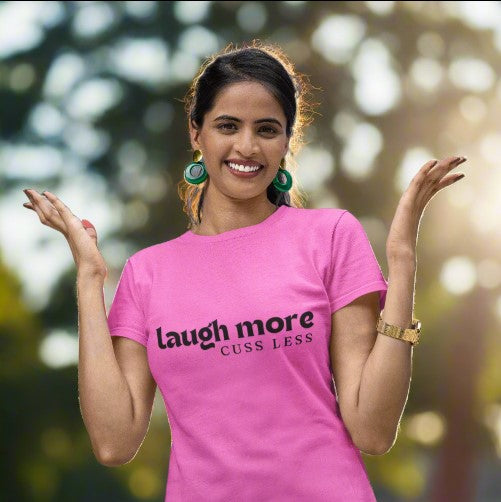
[325,210,388,314]
[107,258,148,347]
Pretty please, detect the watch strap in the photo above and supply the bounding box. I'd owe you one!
[376,312,421,346]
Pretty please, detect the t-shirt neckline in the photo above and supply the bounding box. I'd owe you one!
[179,204,288,243]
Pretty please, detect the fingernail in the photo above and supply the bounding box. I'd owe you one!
[82,219,95,230]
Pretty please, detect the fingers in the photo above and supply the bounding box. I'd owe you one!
[422,156,467,196]
[81,219,95,231]
[429,156,467,176]
[23,189,74,234]
[82,219,98,242]
[418,155,467,185]
[40,190,80,231]
[23,189,55,226]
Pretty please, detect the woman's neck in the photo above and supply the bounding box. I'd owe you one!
[191,197,278,236]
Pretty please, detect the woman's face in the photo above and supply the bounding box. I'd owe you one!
[189,80,290,202]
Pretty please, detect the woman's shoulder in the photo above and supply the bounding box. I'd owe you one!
[125,235,186,267]
[286,205,349,228]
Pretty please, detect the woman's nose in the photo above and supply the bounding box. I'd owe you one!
[235,130,258,156]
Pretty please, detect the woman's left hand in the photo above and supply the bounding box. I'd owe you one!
[386,155,467,262]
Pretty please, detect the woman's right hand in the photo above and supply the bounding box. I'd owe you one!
[23,189,108,279]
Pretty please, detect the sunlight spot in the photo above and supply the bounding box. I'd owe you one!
[0,2,44,58]
[65,78,124,121]
[43,52,86,98]
[110,38,170,87]
[39,330,78,368]
[101,239,134,270]
[409,58,444,92]
[331,111,358,140]
[0,144,63,179]
[417,32,445,58]
[459,95,487,122]
[449,58,495,92]
[405,411,446,445]
[396,147,433,193]
[170,50,199,82]
[311,14,366,64]
[295,146,335,192]
[440,256,477,295]
[352,39,401,115]
[62,123,110,160]
[124,1,158,19]
[72,1,117,39]
[364,1,395,16]
[29,103,66,138]
[236,2,267,33]
[173,1,211,24]
[341,122,383,180]
[456,1,501,30]
[117,140,147,173]
[178,25,219,57]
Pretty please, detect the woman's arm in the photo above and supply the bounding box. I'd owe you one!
[77,270,143,465]
[330,156,467,455]
[329,262,414,456]
[352,257,415,454]
[22,189,155,465]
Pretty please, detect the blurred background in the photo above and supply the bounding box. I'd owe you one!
[1,1,500,501]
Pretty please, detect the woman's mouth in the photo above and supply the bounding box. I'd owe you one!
[224,160,264,178]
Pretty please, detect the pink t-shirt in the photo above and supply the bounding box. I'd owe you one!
[107,205,388,501]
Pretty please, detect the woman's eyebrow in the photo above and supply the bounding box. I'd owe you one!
[213,114,283,127]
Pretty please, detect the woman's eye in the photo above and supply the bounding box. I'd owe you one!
[218,123,236,131]
[216,123,277,134]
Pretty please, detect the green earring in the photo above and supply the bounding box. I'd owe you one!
[272,158,293,192]
[184,149,208,184]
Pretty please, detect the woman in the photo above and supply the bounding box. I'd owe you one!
[22,41,467,501]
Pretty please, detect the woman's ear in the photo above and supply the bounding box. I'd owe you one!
[283,138,290,158]
[188,120,201,151]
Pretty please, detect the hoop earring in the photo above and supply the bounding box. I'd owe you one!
[272,158,293,192]
[184,149,208,185]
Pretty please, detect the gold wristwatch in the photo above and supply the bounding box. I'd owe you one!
[376,311,421,346]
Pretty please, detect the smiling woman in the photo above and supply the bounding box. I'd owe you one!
[23,40,408,502]
[101,41,393,502]
[178,41,315,234]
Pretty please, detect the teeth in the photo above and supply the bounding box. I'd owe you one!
[228,162,261,172]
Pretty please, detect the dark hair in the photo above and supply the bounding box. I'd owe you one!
[178,40,316,229]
